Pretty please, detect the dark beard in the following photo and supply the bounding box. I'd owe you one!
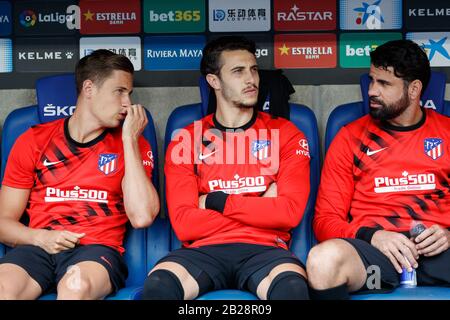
[236,103,255,109]
[369,90,410,121]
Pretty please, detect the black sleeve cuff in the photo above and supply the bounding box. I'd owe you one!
[356,226,383,244]
[205,191,229,214]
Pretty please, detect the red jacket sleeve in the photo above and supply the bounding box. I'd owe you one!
[165,132,245,243]
[2,129,38,189]
[314,126,361,241]
[138,136,153,180]
[221,122,310,231]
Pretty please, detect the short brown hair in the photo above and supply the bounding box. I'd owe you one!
[75,49,134,95]
[200,36,256,76]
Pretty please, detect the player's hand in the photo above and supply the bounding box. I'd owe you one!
[35,229,85,254]
[262,183,277,197]
[371,230,419,273]
[122,104,148,141]
[414,225,450,257]
[198,194,207,209]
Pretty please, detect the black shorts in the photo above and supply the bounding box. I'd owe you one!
[0,244,128,294]
[156,243,304,295]
[342,238,450,294]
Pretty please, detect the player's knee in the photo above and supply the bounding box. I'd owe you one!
[142,269,184,300]
[267,272,309,300]
[307,240,348,281]
[57,277,93,300]
[0,282,18,300]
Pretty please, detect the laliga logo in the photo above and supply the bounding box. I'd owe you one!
[255,48,268,58]
[20,10,37,27]
[21,6,80,28]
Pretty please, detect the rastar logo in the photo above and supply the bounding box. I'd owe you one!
[277,4,333,22]
[273,0,336,31]
[45,186,108,203]
[208,174,266,194]
[373,171,436,193]
[43,104,75,117]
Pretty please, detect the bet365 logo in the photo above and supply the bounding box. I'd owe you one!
[149,10,201,22]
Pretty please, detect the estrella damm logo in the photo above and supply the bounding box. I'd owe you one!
[20,9,37,27]
[143,0,205,33]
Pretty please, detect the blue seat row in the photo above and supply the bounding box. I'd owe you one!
[0,72,449,300]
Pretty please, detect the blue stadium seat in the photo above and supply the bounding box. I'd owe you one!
[164,77,320,300]
[0,74,167,300]
[324,71,450,300]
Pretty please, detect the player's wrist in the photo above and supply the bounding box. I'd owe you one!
[31,228,48,247]
[205,191,229,213]
[356,226,383,244]
[122,134,139,143]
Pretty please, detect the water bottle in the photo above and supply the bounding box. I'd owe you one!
[400,221,426,288]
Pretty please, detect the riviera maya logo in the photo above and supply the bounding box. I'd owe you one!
[354,0,384,29]
[420,37,450,61]
[20,10,37,27]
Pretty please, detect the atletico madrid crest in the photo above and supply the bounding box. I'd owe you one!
[251,140,271,160]
[98,154,118,175]
[424,138,443,160]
